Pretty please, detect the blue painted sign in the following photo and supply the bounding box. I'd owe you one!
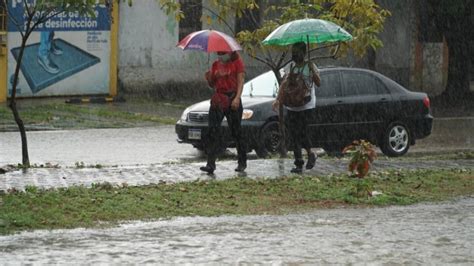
[7,0,111,97]
[7,1,111,32]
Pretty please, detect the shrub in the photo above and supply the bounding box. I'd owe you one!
[343,140,377,178]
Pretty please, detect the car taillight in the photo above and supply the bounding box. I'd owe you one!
[423,97,430,109]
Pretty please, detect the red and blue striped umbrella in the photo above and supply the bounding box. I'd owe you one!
[177,29,242,53]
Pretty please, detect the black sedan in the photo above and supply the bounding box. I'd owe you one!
[176,67,433,157]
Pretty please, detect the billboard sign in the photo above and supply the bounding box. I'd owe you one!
[7,1,111,97]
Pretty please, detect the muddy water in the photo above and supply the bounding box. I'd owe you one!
[1,198,472,264]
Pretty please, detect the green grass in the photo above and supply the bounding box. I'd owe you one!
[0,168,472,235]
[0,102,178,130]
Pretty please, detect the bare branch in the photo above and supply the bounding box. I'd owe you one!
[21,0,31,17]
[262,47,275,68]
[43,10,65,23]
[239,8,261,30]
[276,50,289,69]
[247,53,274,69]
[45,11,63,21]
[247,9,261,28]
[308,43,339,53]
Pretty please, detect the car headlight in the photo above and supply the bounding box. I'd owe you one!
[222,109,254,121]
[242,109,254,120]
[180,107,191,121]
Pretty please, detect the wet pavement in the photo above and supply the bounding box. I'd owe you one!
[1,197,472,264]
[1,117,473,167]
[1,118,473,191]
[0,126,197,166]
[1,157,473,192]
[415,117,473,152]
[1,119,474,264]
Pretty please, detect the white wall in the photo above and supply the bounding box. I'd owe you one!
[118,0,266,93]
[118,0,209,92]
[118,1,430,95]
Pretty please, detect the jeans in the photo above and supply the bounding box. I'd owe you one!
[288,109,313,167]
[204,99,247,169]
[38,31,54,58]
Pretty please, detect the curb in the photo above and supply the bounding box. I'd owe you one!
[65,96,126,104]
[1,158,473,192]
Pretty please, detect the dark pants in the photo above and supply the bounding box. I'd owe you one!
[205,99,247,169]
[288,109,313,167]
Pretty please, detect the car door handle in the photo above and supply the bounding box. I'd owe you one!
[336,100,344,104]
[379,98,388,102]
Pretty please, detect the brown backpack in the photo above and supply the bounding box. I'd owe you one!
[279,64,310,107]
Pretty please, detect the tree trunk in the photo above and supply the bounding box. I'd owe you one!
[367,47,376,70]
[8,36,30,167]
[9,101,29,166]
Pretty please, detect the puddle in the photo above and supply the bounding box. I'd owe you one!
[1,198,472,264]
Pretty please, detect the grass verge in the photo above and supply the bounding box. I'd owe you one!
[0,168,472,235]
[0,101,179,130]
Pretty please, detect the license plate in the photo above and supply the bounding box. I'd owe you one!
[188,129,201,140]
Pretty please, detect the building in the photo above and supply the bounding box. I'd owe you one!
[1,0,472,103]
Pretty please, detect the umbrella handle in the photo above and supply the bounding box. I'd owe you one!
[306,35,310,63]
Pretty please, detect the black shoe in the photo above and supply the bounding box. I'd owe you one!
[290,167,303,174]
[200,165,214,174]
[306,152,317,169]
[235,164,246,172]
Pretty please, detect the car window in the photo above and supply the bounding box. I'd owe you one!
[316,72,342,98]
[242,71,279,97]
[373,77,390,94]
[342,71,387,96]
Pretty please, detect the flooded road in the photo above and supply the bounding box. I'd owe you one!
[1,117,473,167]
[1,198,472,264]
[0,126,200,166]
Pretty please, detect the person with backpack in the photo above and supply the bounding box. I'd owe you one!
[200,51,247,175]
[272,42,321,173]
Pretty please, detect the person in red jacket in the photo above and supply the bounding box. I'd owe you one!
[200,51,247,174]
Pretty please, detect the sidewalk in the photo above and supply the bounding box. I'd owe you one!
[1,113,473,192]
[1,158,473,192]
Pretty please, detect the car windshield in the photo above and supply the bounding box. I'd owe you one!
[242,71,279,97]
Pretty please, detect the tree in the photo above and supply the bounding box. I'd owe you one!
[156,0,390,156]
[427,0,472,103]
[3,0,109,167]
[159,0,390,156]
[160,0,389,82]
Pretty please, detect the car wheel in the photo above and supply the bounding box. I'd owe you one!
[256,121,281,158]
[380,122,410,157]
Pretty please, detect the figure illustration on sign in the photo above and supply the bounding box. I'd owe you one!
[7,1,107,96]
[37,30,63,74]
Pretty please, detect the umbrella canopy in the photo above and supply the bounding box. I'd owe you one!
[262,18,352,46]
[177,29,242,53]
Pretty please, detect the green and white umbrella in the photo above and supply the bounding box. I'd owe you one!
[262,18,352,46]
